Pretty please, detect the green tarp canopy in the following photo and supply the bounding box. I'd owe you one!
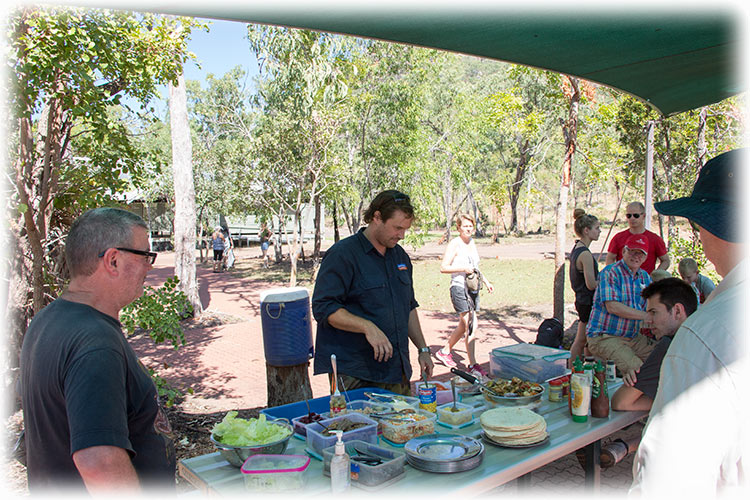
[127,3,742,116]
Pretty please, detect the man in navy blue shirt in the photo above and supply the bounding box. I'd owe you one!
[312,190,433,396]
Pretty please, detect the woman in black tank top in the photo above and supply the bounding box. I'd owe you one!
[569,209,601,363]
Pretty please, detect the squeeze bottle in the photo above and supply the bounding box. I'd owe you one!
[330,430,351,493]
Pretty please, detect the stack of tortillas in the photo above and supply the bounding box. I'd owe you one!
[480,407,548,446]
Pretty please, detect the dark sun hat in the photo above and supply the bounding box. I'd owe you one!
[654,149,745,243]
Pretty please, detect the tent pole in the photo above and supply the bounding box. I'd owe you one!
[645,121,655,230]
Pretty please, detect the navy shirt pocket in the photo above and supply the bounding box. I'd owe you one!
[353,278,388,311]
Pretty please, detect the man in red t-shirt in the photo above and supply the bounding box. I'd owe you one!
[605,201,669,274]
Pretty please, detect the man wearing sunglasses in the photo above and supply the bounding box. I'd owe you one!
[631,149,747,496]
[605,201,670,274]
[20,208,174,493]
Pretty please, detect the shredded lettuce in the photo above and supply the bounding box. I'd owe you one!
[211,411,291,446]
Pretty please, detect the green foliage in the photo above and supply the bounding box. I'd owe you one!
[120,276,193,350]
[147,366,194,408]
[402,229,429,252]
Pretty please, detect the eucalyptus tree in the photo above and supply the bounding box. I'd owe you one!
[187,69,257,249]
[332,41,431,235]
[614,95,743,249]
[486,66,562,234]
[6,7,196,360]
[247,25,352,285]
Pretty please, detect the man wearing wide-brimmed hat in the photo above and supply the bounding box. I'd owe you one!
[631,149,748,496]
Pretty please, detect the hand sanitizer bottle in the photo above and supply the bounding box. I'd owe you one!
[330,430,350,493]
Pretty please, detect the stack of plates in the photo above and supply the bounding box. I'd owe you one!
[480,408,549,448]
[404,433,484,473]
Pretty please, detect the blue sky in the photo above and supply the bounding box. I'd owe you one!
[149,18,259,114]
[184,18,259,84]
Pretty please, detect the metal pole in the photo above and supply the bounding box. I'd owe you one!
[644,121,654,230]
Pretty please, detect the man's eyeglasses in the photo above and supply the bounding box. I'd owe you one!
[689,220,701,233]
[99,247,158,265]
[625,213,642,219]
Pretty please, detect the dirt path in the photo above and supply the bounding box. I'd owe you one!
[131,237,577,414]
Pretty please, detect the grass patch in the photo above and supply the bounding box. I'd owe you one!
[212,252,563,317]
[413,258,558,312]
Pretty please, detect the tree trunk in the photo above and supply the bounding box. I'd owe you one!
[169,73,202,316]
[554,76,580,323]
[509,139,530,233]
[266,363,313,407]
[332,199,340,243]
[697,107,708,172]
[313,193,322,260]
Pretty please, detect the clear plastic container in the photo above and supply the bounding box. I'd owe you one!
[291,411,331,437]
[240,454,310,492]
[489,343,570,383]
[345,399,393,416]
[436,402,474,427]
[321,440,406,488]
[305,412,378,455]
[379,409,437,444]
[367,393,420,411]
[427,380,454,404]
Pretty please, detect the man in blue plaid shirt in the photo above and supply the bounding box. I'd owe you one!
[586,233,655,373]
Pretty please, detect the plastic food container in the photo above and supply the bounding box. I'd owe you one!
[436,402,474,427]
[305,412,378,455]
[240,454,310,492]
[489,343,570,383]
[367,393,420,411]
[291,411,331,437]
[345,400,393,433]
[426,380,454,404]
[322,439,406,489]
[345,399,393,416]
[379,409,437,445]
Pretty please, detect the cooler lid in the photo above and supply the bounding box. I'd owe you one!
[491,343,570,361]
[260,287,310,303]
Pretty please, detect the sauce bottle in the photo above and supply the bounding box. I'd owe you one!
[570,372,591,423]
[569,357,584,415]
[591,361,610,418]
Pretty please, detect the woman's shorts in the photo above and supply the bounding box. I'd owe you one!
[451,286,479,313]
[261,241,270,252]
[213,249,224,261]
[574,302,592,323]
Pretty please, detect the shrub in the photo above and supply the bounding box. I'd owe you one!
[121,276,193,349]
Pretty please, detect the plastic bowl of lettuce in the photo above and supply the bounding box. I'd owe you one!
[210,412,294,467]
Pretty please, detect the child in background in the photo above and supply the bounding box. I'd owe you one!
[677,257,716,304]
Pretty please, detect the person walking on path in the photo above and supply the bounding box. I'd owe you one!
[311,190,434,396]
[20,207,174,494]
[605,201,670,274]
[259,223,272,268]
[568,208,601,364]
[434,214,494,378]
[211,227,225,272]
[631,148,748,497]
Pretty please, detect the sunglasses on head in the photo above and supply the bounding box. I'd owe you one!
[626,213,642,219]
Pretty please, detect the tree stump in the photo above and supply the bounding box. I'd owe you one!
[266,362,313,408]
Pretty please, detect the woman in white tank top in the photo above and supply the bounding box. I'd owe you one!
[434,214,494,377]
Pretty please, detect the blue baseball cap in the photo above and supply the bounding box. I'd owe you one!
[654,149,745,243]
